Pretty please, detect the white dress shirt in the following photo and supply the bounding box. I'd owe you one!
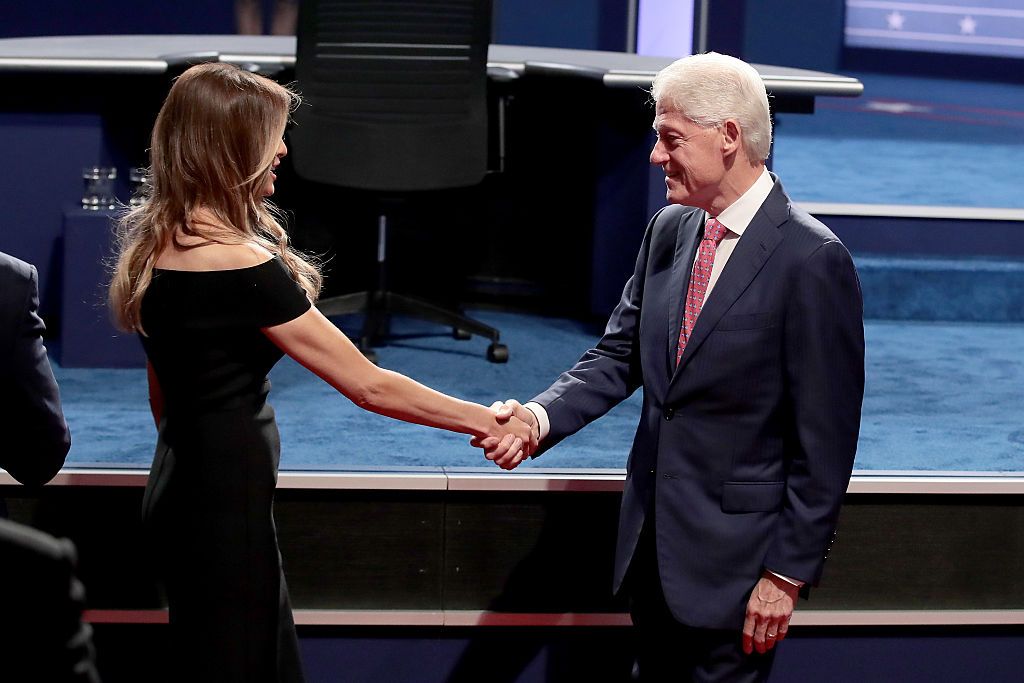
[700,167,775,302]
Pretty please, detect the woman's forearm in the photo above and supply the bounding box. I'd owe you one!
[349,367,494,438]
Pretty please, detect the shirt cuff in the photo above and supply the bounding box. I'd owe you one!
[523,402,550,441]
[767,570,805,588]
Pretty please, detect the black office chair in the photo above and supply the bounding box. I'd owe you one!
[290,0,507,363]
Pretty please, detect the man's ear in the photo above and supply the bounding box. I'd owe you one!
[721,119,742,156]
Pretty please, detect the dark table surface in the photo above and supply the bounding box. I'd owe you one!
[0,35,863,98]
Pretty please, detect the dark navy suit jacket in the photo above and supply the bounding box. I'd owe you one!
[533,178,865,630]
[0,251,70,487]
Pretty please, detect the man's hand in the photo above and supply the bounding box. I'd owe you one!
[742,573,798,655]
[471,400,539,470]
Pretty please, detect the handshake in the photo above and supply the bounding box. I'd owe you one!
[472,399,540,470]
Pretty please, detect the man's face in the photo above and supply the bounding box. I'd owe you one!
[650,103,726,211]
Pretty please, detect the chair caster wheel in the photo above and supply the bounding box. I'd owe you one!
[486,343,509,363]
[453,327,472,340]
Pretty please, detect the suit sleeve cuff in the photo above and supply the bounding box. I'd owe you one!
[523,402,550,441]
[767,570,805,588]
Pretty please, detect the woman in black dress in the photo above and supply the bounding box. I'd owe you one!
[109,63,533,683]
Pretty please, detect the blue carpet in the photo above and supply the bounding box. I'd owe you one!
[774,72,1024,208]
[53,310,1024,473]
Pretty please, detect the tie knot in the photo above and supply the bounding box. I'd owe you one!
[704,218,728,244]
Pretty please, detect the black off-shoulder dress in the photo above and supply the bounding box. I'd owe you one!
[139,256,310,682]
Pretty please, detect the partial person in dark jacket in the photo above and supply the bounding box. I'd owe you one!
[0,518,101,682]
[0,256,97,679]
[0,250,71,487]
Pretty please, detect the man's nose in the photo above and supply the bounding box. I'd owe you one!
[650,142,666,165]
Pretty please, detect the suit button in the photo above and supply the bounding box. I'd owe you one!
[664,408,675,420]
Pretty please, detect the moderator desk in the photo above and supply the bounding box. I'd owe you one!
[0,35,863,102]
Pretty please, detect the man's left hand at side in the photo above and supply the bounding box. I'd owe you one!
[742,572,799,655]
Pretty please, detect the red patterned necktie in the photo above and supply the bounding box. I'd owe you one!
[676,217,729,365]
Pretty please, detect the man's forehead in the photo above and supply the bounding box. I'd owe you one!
[655,100,681,117]
[652,107,689,129]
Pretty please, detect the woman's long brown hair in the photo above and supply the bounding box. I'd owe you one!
[109,62,321,332]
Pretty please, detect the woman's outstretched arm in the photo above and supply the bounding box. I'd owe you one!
[263,307,535,459]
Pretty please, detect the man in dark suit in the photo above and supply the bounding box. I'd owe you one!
[480,53,865,681]
[0,250,71,487]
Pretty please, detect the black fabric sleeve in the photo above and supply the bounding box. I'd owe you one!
[244,257,312,328]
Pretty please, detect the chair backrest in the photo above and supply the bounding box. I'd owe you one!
[290,0,493,192]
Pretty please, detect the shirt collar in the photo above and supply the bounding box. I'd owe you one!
[708,167,774,237]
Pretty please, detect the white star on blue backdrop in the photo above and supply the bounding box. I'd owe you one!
[846,0,1024,58]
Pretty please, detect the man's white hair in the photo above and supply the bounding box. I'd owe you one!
[651,52,772,162]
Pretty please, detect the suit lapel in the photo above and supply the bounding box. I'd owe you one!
[665,211,704,374]
[671,182,789,379]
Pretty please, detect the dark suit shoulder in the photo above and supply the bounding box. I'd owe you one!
[0,518,75,566]
[787,203,840,243]
[0,251,36,331]
[0,252,37,363]
[0,520,100,683]
[0,251,35,287]
[0,521,77,595]
[763,176,843,249]
[772,201,852,269]
[649,203,701,240]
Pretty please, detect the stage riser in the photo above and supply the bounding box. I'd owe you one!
[84,624,1024,683]
[856,256,1024,322]
[818,211,1024,323]
[591,208,1024,320]
[4,486,1022,614]
[823,215,1024,261]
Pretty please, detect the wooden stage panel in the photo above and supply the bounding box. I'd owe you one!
[276,491,446,610]
[810,495,1024,611]
[443,491,625,613]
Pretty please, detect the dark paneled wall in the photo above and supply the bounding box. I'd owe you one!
[740,0,845,72]
[1,0,635,51]
[493,0,631,52]
[0,1,235,37]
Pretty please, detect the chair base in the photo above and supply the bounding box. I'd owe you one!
[317,290,508,363]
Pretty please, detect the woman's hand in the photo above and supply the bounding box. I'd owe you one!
[481,405,537,470]
[472,400,540,469]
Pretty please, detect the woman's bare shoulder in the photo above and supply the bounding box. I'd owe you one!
[154,239,274,272]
